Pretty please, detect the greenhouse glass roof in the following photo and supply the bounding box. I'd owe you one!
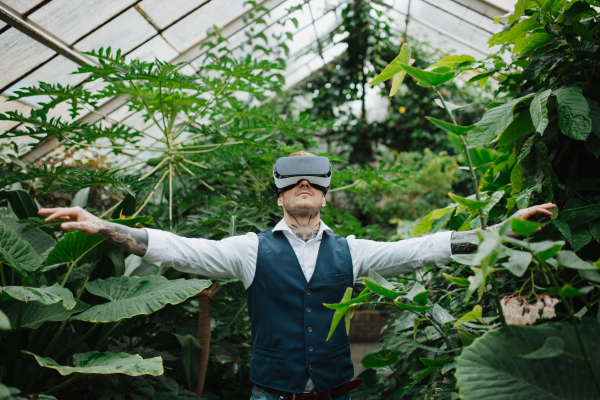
[0,0,517,161]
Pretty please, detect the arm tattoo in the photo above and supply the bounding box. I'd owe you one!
[98,222,148,257]
[450,223,503,254]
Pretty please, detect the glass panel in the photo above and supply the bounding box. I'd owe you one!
[3,0,45,14]
[4,56,85,105]
[0,29,55,91]
[126,35,180,62]
[74,8,157,54]
[0,95,33,133]
[0,21,6,30]
[162,0,252,52]
[28,0,137,44]
[138,0,209,30]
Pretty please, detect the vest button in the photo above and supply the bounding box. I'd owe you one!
[306,307,311,313]
[308,346,314,352]
[307,327,313,332]
[309,364,314,370]
[306,290,311,296]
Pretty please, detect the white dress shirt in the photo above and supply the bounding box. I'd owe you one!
[142,219,452,392]
[143,219,452,288]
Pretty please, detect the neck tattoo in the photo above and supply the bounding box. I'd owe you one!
[289,213,320,242]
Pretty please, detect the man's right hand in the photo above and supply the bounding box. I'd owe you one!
[38,207,148,257]
[39,206,108,235]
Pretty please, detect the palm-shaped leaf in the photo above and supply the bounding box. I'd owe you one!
[4,299,89,329]
[72,276,211,323]
[0,284,76,310]
[22,350,163,376]
[0,219,41,285]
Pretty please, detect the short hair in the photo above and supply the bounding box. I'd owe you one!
[289,150,315,157]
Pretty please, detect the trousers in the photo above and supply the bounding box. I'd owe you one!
[250,385,351,400]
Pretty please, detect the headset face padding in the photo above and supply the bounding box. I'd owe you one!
[273,156,332,194]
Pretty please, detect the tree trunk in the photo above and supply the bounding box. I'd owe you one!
[195,283,221,397]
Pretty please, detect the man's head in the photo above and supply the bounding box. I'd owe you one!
[275,151,328,218]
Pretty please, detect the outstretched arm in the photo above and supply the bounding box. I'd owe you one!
[450,203,556,254]
[38,207,149,257]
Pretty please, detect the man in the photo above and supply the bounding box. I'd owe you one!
[39,151,555,400]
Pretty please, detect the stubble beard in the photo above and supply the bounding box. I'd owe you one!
[282,196,321,219]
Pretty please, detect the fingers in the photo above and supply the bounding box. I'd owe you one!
[40,207,82,223]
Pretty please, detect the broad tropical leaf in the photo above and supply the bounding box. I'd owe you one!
[5,299,89,329]
[554,86,592,140]
[456,319,600,400]
[510,218,542,237]
[399,63,456,86]
[488,18,543,46]
[369,43,412,85]
[0,217,55,260]
[0,284,76,310]
[0,310,10,330]
[0,219,41,284]
[466,94,534,149]
[529,89,552,135]
[0,189,39,220]
[72,276,211,322]
[23,350,164,376]
[448,193,491,208]
[428,54,476,68]
[426,116,476,136]
[44,216,152,267]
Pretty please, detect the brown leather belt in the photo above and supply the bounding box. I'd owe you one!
[255,379,361,400]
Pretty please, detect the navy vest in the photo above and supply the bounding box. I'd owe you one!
[245,229,355,393]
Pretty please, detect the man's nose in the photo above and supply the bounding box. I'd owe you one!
[297,179,311,188]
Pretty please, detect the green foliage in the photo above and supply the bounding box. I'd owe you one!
[24,350,164,376]
[456,319,600,400]
[73,276,211,323]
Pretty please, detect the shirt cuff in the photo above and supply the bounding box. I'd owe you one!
[142,228,167,267]
[432,230,453,266]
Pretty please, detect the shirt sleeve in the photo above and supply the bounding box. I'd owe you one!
[349,231,453,279]
[142,228,258,288]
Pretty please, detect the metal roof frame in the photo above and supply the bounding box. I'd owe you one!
[0,0,512,163]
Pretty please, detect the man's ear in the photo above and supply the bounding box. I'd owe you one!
[277,194,283,207]
[321,196,326,207]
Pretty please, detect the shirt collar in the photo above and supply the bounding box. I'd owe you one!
[273,218,332,241]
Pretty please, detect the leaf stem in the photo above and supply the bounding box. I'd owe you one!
[61,262,76,287]
[433,86,485,228]
[43,374,83,395]
[56,323,100,364]
[489,277,507,328]
[0,264,6,286]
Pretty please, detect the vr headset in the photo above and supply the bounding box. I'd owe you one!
[273,156,332,195]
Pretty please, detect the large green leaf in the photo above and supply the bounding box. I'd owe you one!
[0,190,39,220]
[364,278,402,300]
[488,17,543,46]
[456,318,600,400]
[23,350,164,376]
[429,54,476,68]
[502,249,532,277]
[513,32,555,55]
[0,310,10,330]
[326,287,352,341]
[466,94,534,149]
[0,284,76,310]
[44,216,152,267]
[556,251,596,270]
[368,43,411,85]
[399,63,456,86]
[72,276,211,323]
[529,89,552,134]
[0,217,55,260]
[362,349,401,369]
[0,219,42,284]
[4,299,89,329]
[448,193,491,209]
[510,218,542,237]
[389,44,413,96]
[425,116,476,136]
[554,86,592,140]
